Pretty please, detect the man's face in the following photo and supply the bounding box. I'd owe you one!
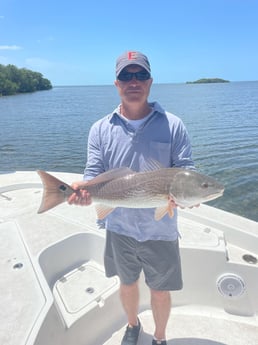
[115,65,153,104]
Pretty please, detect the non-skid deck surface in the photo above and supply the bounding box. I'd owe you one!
[104,309,258,345]
[0,222,45,345]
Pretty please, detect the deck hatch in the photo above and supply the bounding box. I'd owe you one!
[54,260,118,314]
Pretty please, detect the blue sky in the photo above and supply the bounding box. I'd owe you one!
[0,0,258,85]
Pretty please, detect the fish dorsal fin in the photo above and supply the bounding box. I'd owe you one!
[141,158,164,172]
[85,167,134,186]
[95,204,115,219]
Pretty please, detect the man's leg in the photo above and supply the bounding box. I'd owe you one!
[120,281,139,326]
[150,289,171,340]
[120,281,142,345]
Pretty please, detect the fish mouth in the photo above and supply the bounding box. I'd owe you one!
[204,190,224,202]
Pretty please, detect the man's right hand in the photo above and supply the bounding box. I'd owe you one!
[67,182,92,206]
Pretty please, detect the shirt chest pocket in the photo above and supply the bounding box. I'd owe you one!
[149,141,172,167]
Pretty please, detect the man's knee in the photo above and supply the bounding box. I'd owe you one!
[150,289,171,302]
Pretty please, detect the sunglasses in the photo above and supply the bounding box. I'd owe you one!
[117,71,151,82]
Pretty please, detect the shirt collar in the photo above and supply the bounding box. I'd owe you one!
[109,101,166,120]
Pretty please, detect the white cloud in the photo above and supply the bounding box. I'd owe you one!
[0,45,22,50]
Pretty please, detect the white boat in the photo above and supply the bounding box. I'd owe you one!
[1,171,258,345]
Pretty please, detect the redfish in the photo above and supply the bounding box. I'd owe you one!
[37,166,224,221]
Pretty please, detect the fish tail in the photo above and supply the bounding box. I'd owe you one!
[37,170,74,214]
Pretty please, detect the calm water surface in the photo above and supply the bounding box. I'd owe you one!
[0,82,258,222]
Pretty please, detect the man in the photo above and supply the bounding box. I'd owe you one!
[69,51,195,345]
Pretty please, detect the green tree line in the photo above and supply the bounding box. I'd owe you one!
[0,64,52,96]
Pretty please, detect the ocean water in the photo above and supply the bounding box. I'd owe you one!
[0,82,258,222]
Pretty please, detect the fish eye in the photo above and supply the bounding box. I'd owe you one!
[201,182,209,189]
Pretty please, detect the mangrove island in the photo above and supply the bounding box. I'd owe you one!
[186,78,229,84]
[0,64,52,96]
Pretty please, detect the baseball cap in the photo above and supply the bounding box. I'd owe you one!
[116,51,151,78]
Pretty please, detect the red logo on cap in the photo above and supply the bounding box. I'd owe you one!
[128,51,137,60]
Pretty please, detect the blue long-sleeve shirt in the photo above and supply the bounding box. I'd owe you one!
[84,101,194,241]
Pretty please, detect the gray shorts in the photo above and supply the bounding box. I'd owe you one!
[104,230,183,291]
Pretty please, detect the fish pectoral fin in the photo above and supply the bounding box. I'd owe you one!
[154,206,168,221]
[167,202,174,218]
[95,204,115,219]
[154,204,174,221]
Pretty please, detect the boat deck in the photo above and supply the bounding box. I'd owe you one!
[0,171,258,345]
[105,308,258,345]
